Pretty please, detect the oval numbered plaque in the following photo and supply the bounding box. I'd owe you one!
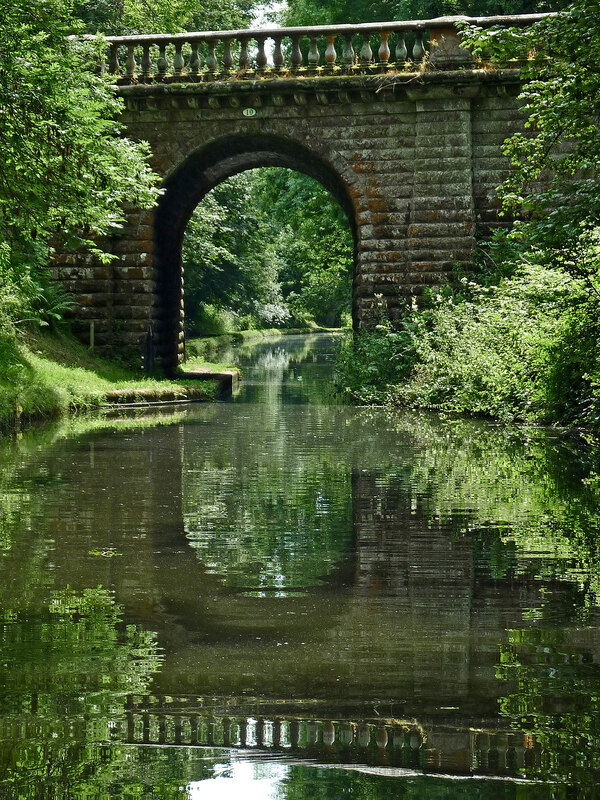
[242,107,257,117]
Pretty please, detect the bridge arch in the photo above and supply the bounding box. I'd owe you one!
[153,133,359,371]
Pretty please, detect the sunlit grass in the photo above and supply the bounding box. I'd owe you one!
[0,326,218,432]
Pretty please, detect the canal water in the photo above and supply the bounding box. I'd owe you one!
[1,333,600,798]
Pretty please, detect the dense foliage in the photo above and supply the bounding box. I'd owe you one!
[336,0,600,430]
[183,168,354,333]
[0,0,165,428]
[277,0,568,27]
[0,0,258,319]
[463,1,600,285]
[0,0,257,428]
[404,262,596,423]
[0,0,160,338]
[73,0,255,34]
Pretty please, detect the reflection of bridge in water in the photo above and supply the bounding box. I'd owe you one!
[22,408,600,782]
[122,696,540,778]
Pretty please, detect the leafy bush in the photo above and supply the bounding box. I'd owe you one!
[0,248,73,334]
[334,318,416,403]
[337,263,599,428]
[401,262,598,421]
[194,303,239,336]
[334,246,600,428]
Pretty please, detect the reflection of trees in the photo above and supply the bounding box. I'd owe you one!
[234,334,343,406]
[184,462,352,591]
[0,587,163,797]
[370,416,600,607]
[184,335,352,591]
[190,332,344,405]
[183,382,600,602]
[497,626,600,788]
[1,334,600,790]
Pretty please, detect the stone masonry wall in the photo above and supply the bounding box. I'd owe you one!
[51,70,525,369]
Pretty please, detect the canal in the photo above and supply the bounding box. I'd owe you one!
[1,333,599,798]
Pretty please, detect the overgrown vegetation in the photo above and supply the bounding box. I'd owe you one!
[335,0,600,431]
[276,0,569,26]
[337,245,600,428]
[0,0,250,431]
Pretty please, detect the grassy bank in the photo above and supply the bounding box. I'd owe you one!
[0,327,219,434]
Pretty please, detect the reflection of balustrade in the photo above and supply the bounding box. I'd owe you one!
[113,695,543,775]
[103,13,554,83]
[0,698,549,778]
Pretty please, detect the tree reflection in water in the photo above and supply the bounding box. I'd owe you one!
[0,334,599,796]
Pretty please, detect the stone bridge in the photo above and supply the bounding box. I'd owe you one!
[54,14,550,369]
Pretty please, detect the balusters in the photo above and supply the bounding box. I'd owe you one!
[395,31,408,61]
[104,20,442,82]
[256,37,268,71]
[125,44,136,79]
[308,36,320,69]
[378,31,390,63]
[141,44,152,78]
[291,35,303,70]
[239,37,250,70]
[173,42,184,75]
[206,41,217,72]
[223,38,234,70]
[273,36,284,70]
[360,32,373,65]
[189,42,201,75]
[343,33,355,67]
[412,29,425,60]
[325,34,337,67]
[157,44,168,77]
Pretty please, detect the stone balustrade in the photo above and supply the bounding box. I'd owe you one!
[103,13,554,82]
[113,697,541,775]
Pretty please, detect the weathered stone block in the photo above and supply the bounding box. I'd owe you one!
[414,170,473,188]
[113,266,154,281]
[410,248,474,262]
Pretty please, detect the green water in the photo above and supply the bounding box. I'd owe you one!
[1,333,600,798]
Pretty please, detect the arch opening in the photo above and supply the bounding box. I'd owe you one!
[152,134,358,371]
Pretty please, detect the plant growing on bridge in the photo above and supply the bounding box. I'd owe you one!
[457,0,600,421]
[461,0,600,292]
